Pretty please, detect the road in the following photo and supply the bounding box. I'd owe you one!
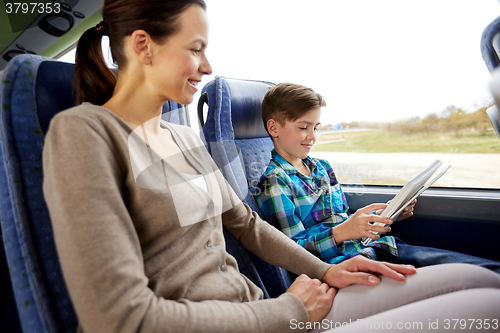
[309,152,500,188]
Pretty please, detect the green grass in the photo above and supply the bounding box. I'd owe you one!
[312,130,500,153]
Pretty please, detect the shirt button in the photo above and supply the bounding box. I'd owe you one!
[207,202,214,210]
[242,297,249,302]
[206,239,212,247]
[220,264,227,272]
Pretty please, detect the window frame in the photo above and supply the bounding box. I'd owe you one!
[344,185,500,224]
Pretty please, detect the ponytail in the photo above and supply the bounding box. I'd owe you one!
[74,21,116,105]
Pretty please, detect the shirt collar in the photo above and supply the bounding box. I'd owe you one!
[271,149,317,175]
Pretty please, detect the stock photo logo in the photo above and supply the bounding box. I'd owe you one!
[3,1,80,33]
[127,118,244,227]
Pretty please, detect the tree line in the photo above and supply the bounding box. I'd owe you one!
[329,103,495,136]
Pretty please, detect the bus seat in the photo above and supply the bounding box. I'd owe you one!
[0,54,188,332]
[161,100,190,126]
[481,16,500,140]
[481,15,500,73]
[198,76,294,298]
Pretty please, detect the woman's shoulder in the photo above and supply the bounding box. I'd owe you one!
[45,103,133,159]
[52,103,124,125]
[48,103,131,137]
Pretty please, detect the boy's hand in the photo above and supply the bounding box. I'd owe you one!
[396,199,417,221]
[286,274,337,323]
[322,255,417,289]
[332,203,393,244]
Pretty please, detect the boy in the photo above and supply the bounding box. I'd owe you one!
[254,82,500,272]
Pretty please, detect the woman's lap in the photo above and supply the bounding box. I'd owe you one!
[320,288,500,333]
[309,263,500,333]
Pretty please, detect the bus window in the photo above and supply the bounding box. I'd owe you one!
[191,0,500,190]
[55,0,500,190]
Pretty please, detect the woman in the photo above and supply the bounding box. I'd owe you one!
[43,1,500,332]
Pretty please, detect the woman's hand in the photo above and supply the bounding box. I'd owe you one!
[322,255,417,289]
[332,203,393,244]
[286,274,337,323]
[396,199,417,221]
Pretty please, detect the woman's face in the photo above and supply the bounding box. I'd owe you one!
[150,5,212,105]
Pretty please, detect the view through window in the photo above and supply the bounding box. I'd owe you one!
[59,0,500,189]
[196,0,500,189]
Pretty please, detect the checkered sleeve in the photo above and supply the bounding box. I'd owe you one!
[319,159,349,212]
[255,172,346,262]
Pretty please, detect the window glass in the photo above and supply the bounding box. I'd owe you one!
[58,1,500,189]
[57,48,75,63]
[191,0,500,189]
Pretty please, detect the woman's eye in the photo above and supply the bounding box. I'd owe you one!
[192,49,201,54]
[300,127,307,130]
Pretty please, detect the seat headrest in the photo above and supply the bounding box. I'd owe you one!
[36,60,76,134]
[481,16,500,73]
[35,60,182,133]
[225,78,272,140]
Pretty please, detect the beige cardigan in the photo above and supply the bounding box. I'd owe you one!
[43,104,331,333]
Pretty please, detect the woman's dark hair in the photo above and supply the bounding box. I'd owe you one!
[74,0,207,105]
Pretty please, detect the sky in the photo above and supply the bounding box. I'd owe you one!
[60,0,500,128]
[198,0,500,126]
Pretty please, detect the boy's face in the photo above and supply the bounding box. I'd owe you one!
[271,107,321,163]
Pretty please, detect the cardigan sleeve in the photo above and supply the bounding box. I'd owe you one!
[222,199,332,280]
[167,123,332,280]
[43,113,309,333]
[218,171,332,279]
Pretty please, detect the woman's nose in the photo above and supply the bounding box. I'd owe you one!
[200,55,212,75]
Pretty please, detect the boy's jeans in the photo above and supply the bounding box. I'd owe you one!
[376,237,500,274]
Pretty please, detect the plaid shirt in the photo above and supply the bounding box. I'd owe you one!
[254,150,397,264]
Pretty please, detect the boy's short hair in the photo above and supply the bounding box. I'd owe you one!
[262,83,326,135]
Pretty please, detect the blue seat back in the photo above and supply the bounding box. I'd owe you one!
[481,16,500,140]
[199,76,293,298]
[0,54,188,332]
[481,16,500,73]
[161,100,190,125]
